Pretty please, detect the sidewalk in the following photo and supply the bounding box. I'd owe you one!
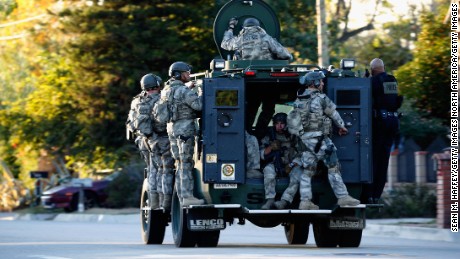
[1,209,458,243]
[364,218,459,243]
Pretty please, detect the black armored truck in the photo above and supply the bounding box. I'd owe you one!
[140,0,374,248]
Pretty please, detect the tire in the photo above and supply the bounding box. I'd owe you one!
[140,179,166,244]
[338,229,362,247]
[196,231,220,247]
[171,190,197,247]
[284,220,310,245]
[313,220,339,247]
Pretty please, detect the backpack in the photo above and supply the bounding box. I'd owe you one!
[126,93,154,138]
[287,109,303,136]
[153,85,177,124]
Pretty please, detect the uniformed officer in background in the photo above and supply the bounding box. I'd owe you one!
[362,58,403,204]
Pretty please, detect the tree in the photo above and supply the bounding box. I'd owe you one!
[26,0,216,173]
[395,6,450,125]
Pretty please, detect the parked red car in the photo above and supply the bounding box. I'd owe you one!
[41,173,119,212]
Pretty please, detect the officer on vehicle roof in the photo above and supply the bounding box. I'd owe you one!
[221,17,292,139]
[220,17,292,60]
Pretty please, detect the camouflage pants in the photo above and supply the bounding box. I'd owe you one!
[280,166,302,203]
[169,134,196,199]
[136,136,158,194]
[299,135,349,199]
[149,135,175,195]
[245,131,260,170]
[262,163,277,199]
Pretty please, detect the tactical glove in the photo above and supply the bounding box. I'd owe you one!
[228,17,238,29]
[284,164,292,175]
[269,140,281,151]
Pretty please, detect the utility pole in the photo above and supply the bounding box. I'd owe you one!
[316,0,329,68]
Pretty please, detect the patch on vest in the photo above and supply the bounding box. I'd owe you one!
[383,82,398,94]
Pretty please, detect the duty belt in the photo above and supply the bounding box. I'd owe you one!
[375,109,399,119]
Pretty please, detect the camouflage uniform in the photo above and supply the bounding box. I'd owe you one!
[221,25,292,138]
[293,89,358,207]
[148,92,175,209]
[259,127,302,209]
[278,165,302,203]
[245,131,262,178]
[129,92,161,208]
[221,26,292,60]
[163,79,202,204]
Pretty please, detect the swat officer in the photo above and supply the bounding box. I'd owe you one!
[163,61,204,206]
[245,131,263,178]
[126,73,164,209]
[220,17,292,60]
[362,58,403,204]
[221,17,292,139]
[289,72,360,210]
[259,113,303,209]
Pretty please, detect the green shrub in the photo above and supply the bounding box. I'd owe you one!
[367,183,436,218]
[105,164,144,208]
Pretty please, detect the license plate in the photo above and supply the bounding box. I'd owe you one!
[214,183,237,189]
[329,218,364,230]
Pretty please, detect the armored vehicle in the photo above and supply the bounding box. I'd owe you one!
[141,0,374,248]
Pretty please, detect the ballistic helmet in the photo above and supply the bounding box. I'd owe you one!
[299,71,325,87]
[140,73,162,91]
[243,17,260,27]
[272,113,287,125]
[169,61,191,79]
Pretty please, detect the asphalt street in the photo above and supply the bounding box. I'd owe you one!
[0,209,458,243]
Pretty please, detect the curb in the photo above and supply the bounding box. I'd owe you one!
[364,222,459,242]
[53,213,139,224]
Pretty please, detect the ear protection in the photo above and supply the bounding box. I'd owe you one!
[313,79,321,87]
[173,71,181,79]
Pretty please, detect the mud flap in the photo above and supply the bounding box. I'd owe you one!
[187,208,226,231]
[328,217,365,230]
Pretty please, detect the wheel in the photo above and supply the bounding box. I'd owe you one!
[338,229,362,247]
[196,231,220,247]
[140,179,167,244]
[284,220,310,245]
[313,220,339,247]
[171,190,197,247]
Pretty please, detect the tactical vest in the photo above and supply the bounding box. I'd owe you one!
[372,72,402,112]
[131,92,155,136]
[240,30,272,60]
[162,80,198,122]
[296,92,332,135]
[149,94,167,133]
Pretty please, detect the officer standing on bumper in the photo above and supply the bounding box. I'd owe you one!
[127,73,164,209]
[362,58,403,204]
[292,72,360,210]
[164,61,204,206]
[143,74,176,211]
